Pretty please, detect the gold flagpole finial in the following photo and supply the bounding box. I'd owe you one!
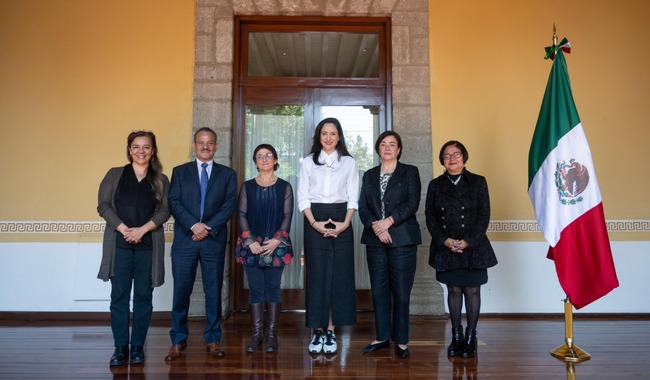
[553,23,558,46]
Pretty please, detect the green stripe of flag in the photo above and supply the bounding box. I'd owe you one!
[527,51,581,188]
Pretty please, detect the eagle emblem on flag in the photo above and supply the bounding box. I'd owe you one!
[555,159,589,205]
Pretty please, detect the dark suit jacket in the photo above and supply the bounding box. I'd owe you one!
[359,162,422,248]
[425,169,497,271]
[168,160,237,251]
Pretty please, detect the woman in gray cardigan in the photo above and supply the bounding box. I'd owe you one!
[97,130,170,366]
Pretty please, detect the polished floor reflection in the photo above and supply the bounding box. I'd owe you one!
[1,313,649,379]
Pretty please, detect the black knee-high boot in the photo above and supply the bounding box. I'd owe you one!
[246,303,265,353]
[265,302,280,353]
[461,328,477,358]
[447,326,465,356]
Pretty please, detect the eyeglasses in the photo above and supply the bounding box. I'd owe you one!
[255,153,274,160]
[443,151,462,161]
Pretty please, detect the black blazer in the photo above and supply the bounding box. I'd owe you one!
[359,162,422,248]
[168,160,237,251]
[425,169,497,271]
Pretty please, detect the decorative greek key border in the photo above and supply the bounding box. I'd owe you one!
[0,220,649,234]
[488,221,540,232]
[0,221,174,234]
[488,220,650,233]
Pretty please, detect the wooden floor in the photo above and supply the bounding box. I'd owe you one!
[1,313,649,379]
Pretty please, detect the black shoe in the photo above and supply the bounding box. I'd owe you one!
[109,346,129,366]
[362,340,390,353]
[461,328,477,358]
[130,345,145,364]
[447,327,465,357]
[395,345,410,358]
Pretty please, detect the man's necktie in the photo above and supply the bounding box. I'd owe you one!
[200,162,208,220]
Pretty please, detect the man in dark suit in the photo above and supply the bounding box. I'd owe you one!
[164,127,237,361]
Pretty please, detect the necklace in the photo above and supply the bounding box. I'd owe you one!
[257,175,276,184]
[380,162,396,174]
[132,164,148,182]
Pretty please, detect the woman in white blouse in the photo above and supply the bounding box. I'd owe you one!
[297,117,359,355]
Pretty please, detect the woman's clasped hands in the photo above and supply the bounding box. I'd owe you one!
[248,239,281,256]
[313,218,348,239]
[445,238,468,253]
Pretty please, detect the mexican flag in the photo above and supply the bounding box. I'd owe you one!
[528,38,619,310]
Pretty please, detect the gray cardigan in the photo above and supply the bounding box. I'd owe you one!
[97,166,170,287]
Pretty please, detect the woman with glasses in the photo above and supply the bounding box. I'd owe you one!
[425,140,497,359]
[297,117,359,355]
[97,130,170,366]
[359,131,421,359]
[235,144,294,353]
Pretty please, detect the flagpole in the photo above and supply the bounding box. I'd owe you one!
[550,298,591,362]
[564,362,577,380]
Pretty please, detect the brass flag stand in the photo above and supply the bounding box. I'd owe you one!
[550,298,591,362]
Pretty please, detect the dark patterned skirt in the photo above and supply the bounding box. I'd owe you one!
[436,268,488,287]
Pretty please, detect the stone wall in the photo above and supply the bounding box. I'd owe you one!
[192,0,444,316]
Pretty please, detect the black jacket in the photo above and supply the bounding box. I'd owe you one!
[359,162,422,248]
[425,169,497,270]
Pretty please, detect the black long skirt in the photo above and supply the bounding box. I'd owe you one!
[304,203,357,328]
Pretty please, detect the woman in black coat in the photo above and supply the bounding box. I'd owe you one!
[425,140,497,359]
[359,131,421,359]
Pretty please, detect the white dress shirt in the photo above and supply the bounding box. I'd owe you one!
[196,159,213,179]
[297,150,359,212]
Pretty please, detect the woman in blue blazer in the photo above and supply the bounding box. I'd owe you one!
[359,131,421,359]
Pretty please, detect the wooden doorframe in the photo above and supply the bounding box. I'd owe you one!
[231,16,392,312]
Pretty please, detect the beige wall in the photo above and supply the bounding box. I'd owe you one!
[1,0,648,234]
[0,0,647,314]
[429,0,650,237]
[0,0,195,223]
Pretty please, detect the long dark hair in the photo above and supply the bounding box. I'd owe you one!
[309,117,352,166]
[127,130,165,203]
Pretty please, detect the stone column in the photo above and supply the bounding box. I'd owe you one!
[391,4,445,315]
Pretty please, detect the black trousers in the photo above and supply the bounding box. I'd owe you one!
[366,244,417,345]
[110,246,153,347]
[304,203,356,328]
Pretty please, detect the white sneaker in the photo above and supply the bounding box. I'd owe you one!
[323,329,337,354]
[308,330,324,354]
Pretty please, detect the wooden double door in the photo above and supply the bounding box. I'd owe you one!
[231,16,392,311]
[232,86,387,311]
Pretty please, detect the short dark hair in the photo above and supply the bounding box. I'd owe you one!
[438,140,468,165]
[193,127,217,143]
[374,130,403,160]
[253,143,279,171]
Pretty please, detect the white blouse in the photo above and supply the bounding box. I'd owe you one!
[297,150,359,212]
